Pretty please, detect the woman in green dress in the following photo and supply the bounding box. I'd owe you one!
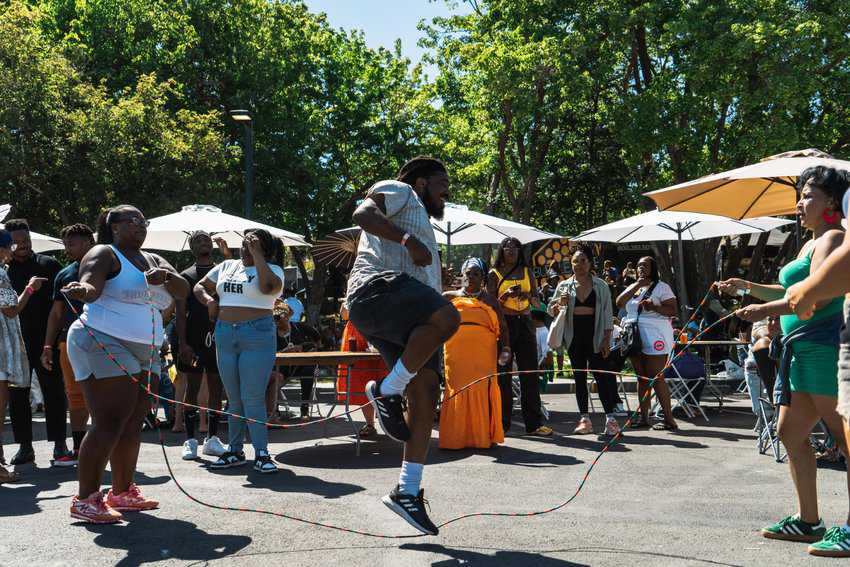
[719,166,848,547]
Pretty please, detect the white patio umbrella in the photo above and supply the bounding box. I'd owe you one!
[0,204,64,253]
[433,203,561,265]
[143,204,310,252]
[319,203,560,267]
[571,209,793,314]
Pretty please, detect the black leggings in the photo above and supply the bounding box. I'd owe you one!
[568,339,618,415]
[498,314,543,433]
[9,343,68,446]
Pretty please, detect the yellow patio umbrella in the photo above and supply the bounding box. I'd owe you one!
[644,149,850,219]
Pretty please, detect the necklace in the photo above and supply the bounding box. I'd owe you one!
[462,287,483,298]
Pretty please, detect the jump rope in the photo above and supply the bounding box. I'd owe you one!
[63,282,737,538]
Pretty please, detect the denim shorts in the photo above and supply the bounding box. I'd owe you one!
[67,320,161,381]
[838,299,850,420]
[348,273,452,376]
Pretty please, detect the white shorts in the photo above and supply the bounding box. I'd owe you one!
[637,319,673,356]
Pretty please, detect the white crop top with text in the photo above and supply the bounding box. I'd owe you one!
[207,260,284,310]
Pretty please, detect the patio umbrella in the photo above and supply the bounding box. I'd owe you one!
[143,204,310,252]
[644,149,850,219]
[0,204,64,253]
[571,210,793,315]
[311,230,360,269]
[317,203,560,268]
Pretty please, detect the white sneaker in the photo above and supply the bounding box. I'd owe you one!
[202,436,227,457]
[181,438,198,460]
[614,403,628,417]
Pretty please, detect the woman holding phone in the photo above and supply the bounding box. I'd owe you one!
[488,237,551,437]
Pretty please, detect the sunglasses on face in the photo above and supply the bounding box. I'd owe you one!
[115,216,150,228]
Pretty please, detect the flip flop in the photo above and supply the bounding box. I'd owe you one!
[651,421,679,431]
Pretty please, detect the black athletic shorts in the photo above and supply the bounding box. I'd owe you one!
[348,273,452,377]
[176,327,218,374]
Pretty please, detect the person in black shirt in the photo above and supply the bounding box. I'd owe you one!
[4,218,69,466]
[41,224,95,464]
[175,231,226,460]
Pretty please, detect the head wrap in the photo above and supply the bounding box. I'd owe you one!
[461,257,486,274]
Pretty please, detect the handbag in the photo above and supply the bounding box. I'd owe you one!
[619,281,658,357]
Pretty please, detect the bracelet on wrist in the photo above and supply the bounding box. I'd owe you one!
[24,286,35,296]
[42,345,53,351]
[400,233,412,247]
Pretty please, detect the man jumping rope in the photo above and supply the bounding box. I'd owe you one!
[347,156,460,535]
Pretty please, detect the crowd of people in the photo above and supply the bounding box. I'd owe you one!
[1,159,850,556]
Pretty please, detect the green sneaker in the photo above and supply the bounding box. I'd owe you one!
[808,527,850,557]
[761,514,826,543]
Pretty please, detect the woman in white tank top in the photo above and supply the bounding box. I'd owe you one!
[62,205,188,524]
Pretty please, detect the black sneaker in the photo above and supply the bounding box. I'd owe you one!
[365,380,410,443]
[382,485,439,536]
[209,451,246,469]
[10,447,35,466]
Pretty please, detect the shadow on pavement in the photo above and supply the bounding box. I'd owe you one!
[241,467,365,499]
[276,438,469,470]
[85,514,251,567]
[400,543,589,566]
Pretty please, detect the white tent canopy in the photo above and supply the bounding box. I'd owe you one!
[572,209,793,314]
[144,204,310,252]
[1,203,64,253]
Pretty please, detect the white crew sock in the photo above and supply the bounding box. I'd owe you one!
[380,359,416,396]
[398,461,423,495]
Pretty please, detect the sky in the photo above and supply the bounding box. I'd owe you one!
[302,0,471,78]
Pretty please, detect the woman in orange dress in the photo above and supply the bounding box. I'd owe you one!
[440,258,510,449]
[337,314,386,437]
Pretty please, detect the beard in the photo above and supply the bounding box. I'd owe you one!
[422,182,445,219]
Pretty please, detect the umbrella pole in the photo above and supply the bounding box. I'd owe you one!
[675,225,690,322]
[446,222,451,269]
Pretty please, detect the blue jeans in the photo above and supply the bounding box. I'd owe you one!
[215,316,276,454]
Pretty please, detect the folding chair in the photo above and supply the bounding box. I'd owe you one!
[655,351,709,422]
[756,396,785,462]
[279,365,325,418]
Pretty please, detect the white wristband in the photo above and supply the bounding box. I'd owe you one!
[400,233,411,247]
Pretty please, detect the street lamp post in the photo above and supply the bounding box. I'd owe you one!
[229,109,254,219]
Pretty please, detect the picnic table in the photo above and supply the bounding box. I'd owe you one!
[274,351,383,456]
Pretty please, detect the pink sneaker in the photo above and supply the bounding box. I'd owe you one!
[605,418,621,437]
[70,491,123,524]
[573,417,594,435]
[106,483,159,512]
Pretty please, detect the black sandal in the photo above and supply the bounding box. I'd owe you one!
[209,451,246,469]
[628,417,650,429]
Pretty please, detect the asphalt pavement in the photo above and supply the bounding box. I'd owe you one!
[1,387,848,566]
